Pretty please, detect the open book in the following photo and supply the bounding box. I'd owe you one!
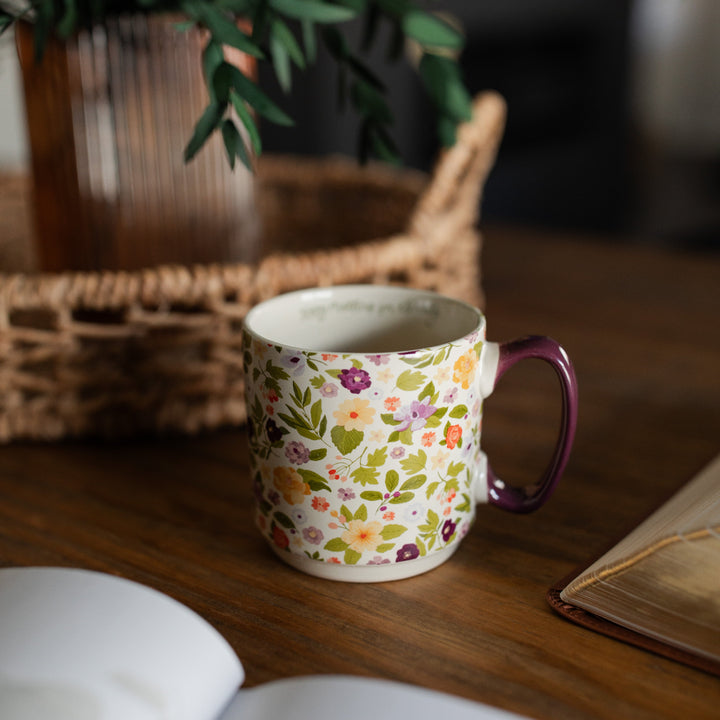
[549,453,720,675]
[0,566,528,720]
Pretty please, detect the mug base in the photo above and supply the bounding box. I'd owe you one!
[271,544,459,582]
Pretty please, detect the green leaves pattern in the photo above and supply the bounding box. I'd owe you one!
[4,0,472,167]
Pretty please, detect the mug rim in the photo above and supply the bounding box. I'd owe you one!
[244,284,485,355]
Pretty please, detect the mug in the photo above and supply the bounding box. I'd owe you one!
[242,285,577,582]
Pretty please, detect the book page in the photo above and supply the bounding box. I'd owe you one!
[0,567,243,720]
[221,675,531,720]
[561,454,720,660]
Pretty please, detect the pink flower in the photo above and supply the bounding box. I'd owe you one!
[312,496,330,512]
[393,398,437,432]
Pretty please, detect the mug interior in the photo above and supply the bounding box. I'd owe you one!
[245,285,483,353]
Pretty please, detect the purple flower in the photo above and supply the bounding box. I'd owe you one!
[441,518,457,543]
[266,418,283,443]
[368,556,391,565]
[396,543,420,562]
[281,353,307,375]
[320,383,338,398]
[390,447,406,459]
[302,526,324,545]
[365,354,390,366]
[285,440,310,465]
[338,487,356,501]
[393,397,437,432]
[443,388,458,404]
[339,367,372,394]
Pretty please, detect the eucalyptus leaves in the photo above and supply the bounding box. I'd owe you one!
[0,0,472,169]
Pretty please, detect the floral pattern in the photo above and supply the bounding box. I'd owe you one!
[243,329,485,568]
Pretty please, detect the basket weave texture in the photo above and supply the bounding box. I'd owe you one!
[0,92,506,441]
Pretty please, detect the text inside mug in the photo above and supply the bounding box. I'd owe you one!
[245,285,484,353]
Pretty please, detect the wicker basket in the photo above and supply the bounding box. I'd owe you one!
[0,92,506,441]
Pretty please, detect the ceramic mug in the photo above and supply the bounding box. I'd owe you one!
[243,285,577,582]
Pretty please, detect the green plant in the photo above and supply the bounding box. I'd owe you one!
[0,0,472,170]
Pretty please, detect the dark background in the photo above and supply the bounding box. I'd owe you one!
[257,0,720,251]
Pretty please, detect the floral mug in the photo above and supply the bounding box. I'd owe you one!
[243,285,578,582]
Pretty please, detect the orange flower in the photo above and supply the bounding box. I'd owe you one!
[333,398,375,431]
[422,431,436,447]
[272,526,289,549]
[384,396,401,411]
[445,424,462,450]
[341,519,383,553]
[273,467,311,505]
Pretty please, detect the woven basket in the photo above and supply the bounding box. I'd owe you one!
[0,92,506,441]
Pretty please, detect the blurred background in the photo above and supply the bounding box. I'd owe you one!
[1,0,718,250]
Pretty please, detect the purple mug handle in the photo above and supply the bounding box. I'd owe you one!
[487,336,578,513]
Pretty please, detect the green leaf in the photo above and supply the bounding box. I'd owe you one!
[360,490,384,502]
[402,10,464,50]
[366,446,387,467]
[310,399,323,428]
[437,112,458,148]
[418,53,472,123]
[447,461,465,478]
[301,19,317,63]
[274,511,295,529]
[183,1,264,58]
[340,504,353,521]
[270,29,292,92]
[418,381,435,402]
[331,426,363,454]
[351,80,393,124]
[380,524,407,540]
[455,492,472,513]
[396,370,426,392]
[271,17,306,68]
[203,41,225,94]
[225,62,294,126]
[322,25,350,61]
[270,0,359,23]
[230,92,262,155]
[344,548,362,564]
[375,543,395,553]
[56,0,78,38]
[400,450,427,474]
[297,469,331,491]
[221,118,251,170]
[351,466,379,486]
[184,102,225,162]
[309,448,327,461]
[388,491,413,504]
[385,469,399,492]
[354,504,368,521]
[449,404,468,419]
[399,474,426,491]
[325,538,349,551]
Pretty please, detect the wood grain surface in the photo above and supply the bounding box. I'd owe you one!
[1,224,719,719]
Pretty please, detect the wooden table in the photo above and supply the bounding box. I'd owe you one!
[1,224,719,719]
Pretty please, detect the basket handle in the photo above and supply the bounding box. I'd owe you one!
[408,91,507,238]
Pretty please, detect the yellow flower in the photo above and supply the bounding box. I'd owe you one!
[273,466,311,505]
[453,349,478,390]
[342,519,383,553]
[333,398,375,431]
